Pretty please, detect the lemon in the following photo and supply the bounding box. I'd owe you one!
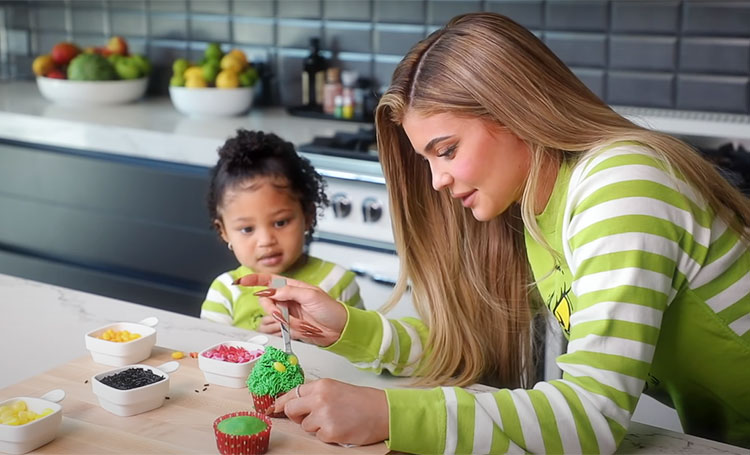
[215,69,239,88]
[183,66,203,79]
[228,49,248,67]
[220,54,244,73]
[185,76,208,88]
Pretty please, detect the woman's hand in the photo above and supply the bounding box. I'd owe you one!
[273,379,389,446]
[236,273,348,347]
[255,315,281,336]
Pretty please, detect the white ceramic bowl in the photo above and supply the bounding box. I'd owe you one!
[169,86,254,117]
[91,362,177,417]
[198,341,265,388]
[0,397,63,454]
[84,322,156,366]
[36,76,148,106]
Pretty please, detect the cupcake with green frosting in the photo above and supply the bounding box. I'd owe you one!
[246,346,304,416]
[213,411,272,455]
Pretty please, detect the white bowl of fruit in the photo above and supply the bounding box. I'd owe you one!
[168,43,258,117]
[33,37,151,106]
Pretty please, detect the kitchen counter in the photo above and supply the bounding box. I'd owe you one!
[0,81,383,179]
[1,273,749,455]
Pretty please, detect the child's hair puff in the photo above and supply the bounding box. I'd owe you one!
[207,129,329,243]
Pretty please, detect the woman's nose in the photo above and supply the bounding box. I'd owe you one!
[431,165,452,191]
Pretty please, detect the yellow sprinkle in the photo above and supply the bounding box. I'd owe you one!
[287,355,298,366]
[273,361,286,373]
[171,351,185,359]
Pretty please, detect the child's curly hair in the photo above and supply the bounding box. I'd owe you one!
[207,129,329,243]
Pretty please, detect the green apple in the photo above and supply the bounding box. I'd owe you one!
[131,54,152,75]
[115,57,142,80]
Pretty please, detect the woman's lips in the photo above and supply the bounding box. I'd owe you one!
[460,190,477,208]
[258,253,283,266]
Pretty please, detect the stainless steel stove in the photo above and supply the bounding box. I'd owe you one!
[298,141,416,320]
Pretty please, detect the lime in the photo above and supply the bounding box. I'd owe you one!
[169,74,185,87]
[172,58,189,76]
[205,42,223,61]
[239,66,258,87]
[202,60,220,85]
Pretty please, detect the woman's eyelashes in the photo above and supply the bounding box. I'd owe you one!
[437,144,457,158]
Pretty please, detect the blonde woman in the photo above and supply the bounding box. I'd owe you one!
[239,12,750,454]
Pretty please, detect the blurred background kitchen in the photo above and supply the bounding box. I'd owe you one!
[0,0,749,433]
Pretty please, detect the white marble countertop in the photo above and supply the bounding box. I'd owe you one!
[1,273,747,455]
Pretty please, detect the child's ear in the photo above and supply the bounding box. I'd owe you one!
[214,219,229,243]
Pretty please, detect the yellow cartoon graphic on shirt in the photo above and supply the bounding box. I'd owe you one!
[551,286,572,335]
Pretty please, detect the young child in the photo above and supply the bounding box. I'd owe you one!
[200,129,364,333]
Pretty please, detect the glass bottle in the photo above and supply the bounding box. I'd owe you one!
[323,67,342,115]
[301,37,326,109]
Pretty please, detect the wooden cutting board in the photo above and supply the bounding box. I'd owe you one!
[1,346,389,454]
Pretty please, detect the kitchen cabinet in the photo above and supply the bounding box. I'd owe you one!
[0,139,236,316]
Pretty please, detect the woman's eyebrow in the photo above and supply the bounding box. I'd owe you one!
[423,135,453,154]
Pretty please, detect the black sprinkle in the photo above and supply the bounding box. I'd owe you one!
[202,387,208,391]
[98,368,165,390]
[204,383,209,387]
[195,389,200,393]
[84,379,88,384]
[165,396,170,400]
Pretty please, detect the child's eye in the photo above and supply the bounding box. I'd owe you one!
[437,144,457,158]
[240,226,254,234]
[274,219,289,228]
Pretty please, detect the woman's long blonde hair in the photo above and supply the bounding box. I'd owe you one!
[376,12,750,388]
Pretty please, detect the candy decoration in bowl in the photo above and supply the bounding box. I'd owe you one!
[32,36,152,105]
[0,389,65,454]
[168,42,258,117]
[91,361,179,417]
[198,340,265,388]
[214,411,272,455]
[84,317,158,366]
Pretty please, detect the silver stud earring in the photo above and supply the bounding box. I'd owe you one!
[227,243,233,251]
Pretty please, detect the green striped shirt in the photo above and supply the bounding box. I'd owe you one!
[201,255,364,330]
[326,143,750,453]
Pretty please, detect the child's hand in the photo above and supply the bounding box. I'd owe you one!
[236,273,347,347]
[256,315,281,336]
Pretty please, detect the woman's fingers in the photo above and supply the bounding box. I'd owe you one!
[256,315,281,335]
[235,273,318,290]
[272,379,389,446]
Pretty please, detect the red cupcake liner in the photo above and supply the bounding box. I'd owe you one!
[251,393,285,418]
[213,411,272,455]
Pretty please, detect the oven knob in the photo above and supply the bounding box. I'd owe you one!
[331,193,352,218]
[362,197,383,223]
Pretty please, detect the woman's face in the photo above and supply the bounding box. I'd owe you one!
[217,176,308,274]
[402,111,531,221]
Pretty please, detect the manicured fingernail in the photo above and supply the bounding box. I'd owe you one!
[232,277,242,285]
[271,311,285,324]
[299,322,322,334]
[253,289,276,297]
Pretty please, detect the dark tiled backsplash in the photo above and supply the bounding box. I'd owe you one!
[1,0,749,115]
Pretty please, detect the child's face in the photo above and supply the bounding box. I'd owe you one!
[217,176,308,275]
